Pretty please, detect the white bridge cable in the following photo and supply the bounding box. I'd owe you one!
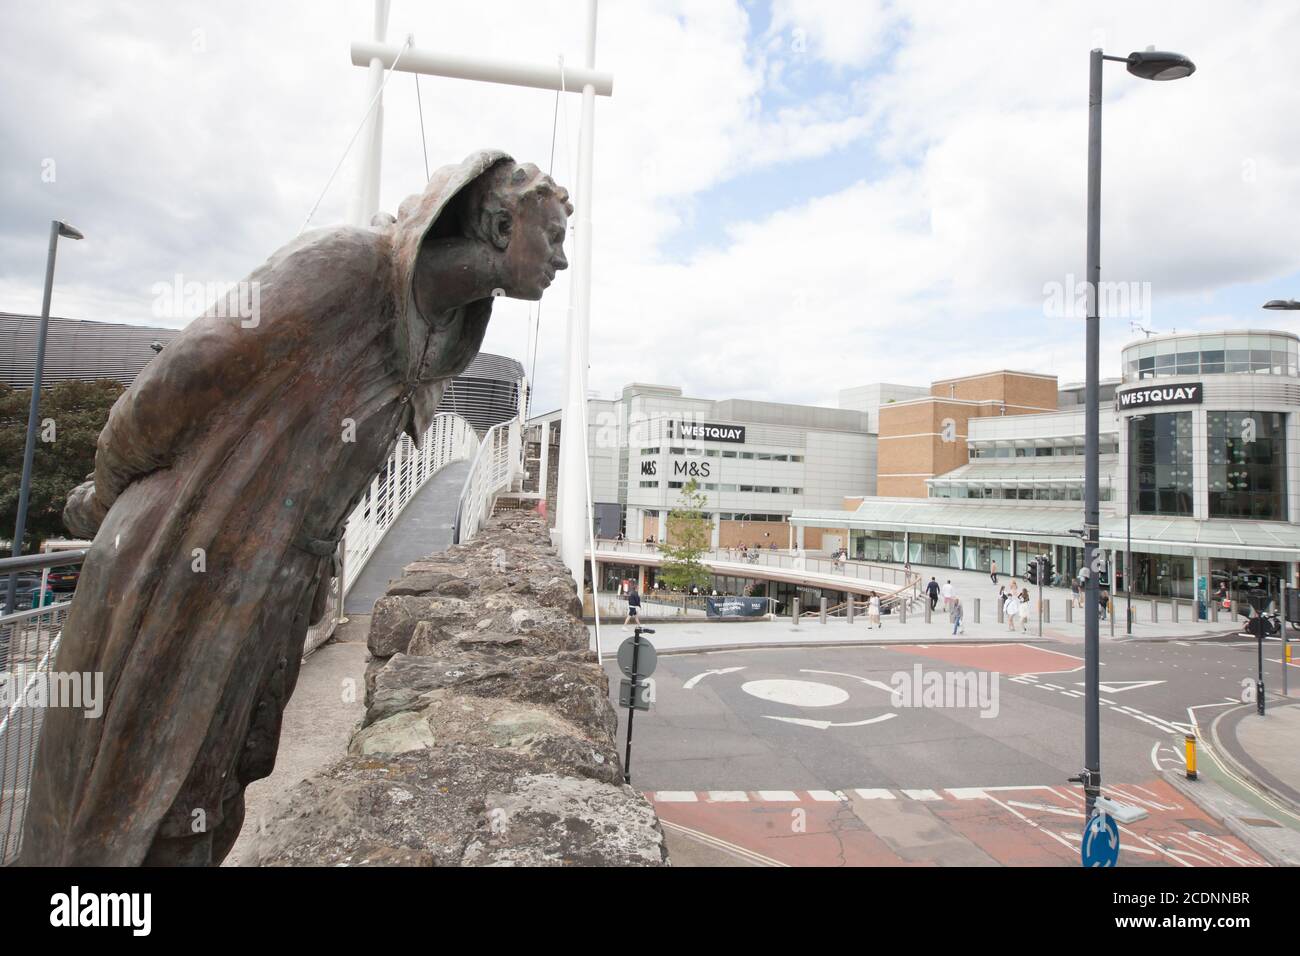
[299,34,415,235]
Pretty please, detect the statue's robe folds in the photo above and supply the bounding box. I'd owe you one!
[21,150,513,866]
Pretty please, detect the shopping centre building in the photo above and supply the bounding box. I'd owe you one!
[789,329,1300,613]
[525,382,878,549]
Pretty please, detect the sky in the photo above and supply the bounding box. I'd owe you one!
[3,0,1300,415]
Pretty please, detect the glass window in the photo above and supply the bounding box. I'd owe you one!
[1207,411,1287,520]
[1133,412,1194,517]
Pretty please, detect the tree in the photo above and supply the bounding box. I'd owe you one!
[0,379,125,550]
[659,478,713,593]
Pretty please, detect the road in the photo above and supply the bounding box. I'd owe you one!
[606,632,1279,866]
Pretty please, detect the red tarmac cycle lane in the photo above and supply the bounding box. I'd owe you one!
[882,642,1085,676]
[650,779,1267,867]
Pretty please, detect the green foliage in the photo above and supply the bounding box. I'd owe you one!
[659,478,713,592]
[0,379,124,549]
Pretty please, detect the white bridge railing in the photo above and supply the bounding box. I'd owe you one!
[303,412,479,654]
[454,417,523,545]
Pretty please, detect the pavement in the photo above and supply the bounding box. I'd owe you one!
[591,602,1244,658]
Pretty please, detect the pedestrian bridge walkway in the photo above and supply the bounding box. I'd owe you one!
[586,540,922,604]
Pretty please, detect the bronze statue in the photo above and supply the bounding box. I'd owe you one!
[21,150,570,866]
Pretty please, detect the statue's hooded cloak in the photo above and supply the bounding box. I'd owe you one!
[22,149,514,866]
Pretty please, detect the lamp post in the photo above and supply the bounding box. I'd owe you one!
[5,220,84,618]
[1126,414,1146,635]
[1076,47,1194,820]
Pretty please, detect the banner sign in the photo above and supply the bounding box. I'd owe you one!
[707,596,768,618]
[671,421,746,444]
[1114,382,1203,411]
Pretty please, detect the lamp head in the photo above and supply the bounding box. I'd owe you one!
[56,222,84,240]
[1263,299,1300,310]
[1125,48,1195,81]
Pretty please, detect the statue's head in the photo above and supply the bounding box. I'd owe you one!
[460,161,572,300]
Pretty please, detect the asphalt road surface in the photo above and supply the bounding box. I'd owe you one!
[606,633,1278,867]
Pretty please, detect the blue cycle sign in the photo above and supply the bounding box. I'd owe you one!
[1081,811,1120,867]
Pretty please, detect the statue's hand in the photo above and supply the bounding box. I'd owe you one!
[63,477,108,540]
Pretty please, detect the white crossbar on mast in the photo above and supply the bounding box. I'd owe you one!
[348,0,610,592]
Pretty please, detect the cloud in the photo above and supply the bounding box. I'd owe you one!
[3,0,1300,418]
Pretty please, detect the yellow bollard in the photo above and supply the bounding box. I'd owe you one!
[1184,733,1198,780]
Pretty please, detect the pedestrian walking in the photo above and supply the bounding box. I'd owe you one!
[623,585,641,629]
[1004,590,1020,631]
[941,579,955,613]
[950,597,964,635]
[868,592,882,629]
[1070,576,1079,608]
[989,559,998,584]
[1019,587,1031,633]
[926,577,940,611]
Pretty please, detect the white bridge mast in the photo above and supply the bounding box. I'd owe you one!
[348,0,613,590]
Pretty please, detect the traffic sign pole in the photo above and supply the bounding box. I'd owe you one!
[623,630,641,783]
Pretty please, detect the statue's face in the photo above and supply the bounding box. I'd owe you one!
[501,194,569,300]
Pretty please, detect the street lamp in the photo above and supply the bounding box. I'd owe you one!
[1125,414,1146,635]
[1076,47,1194,821]
[1263,299,1300,310]
[5,220,84,616]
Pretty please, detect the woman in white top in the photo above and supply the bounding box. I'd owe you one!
[868,593,882,629]
[1004,592,1021,631]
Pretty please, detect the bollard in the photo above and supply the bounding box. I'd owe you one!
[1172,600,1179,624]
[846,598,855,624]
[1151,601,1158,623]
[924,601,932,623]
[1211,601,1219,623]
[997,601,1004,624]
[1232,601,1238,623]
[1065,600,1073,623]
[1043,599,1050,624]
[900,600,907,624]
[1285,642,1292,696]
[793,598,800,626]
[1184,734,1198,780]
[820,596,828,625]
[973,597,981,624]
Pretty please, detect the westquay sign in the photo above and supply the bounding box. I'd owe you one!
[1115,382,1203,411]
[670,420,746,444]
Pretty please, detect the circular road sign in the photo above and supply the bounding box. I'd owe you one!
[1081,811,1120,867]
[617,636,657,679]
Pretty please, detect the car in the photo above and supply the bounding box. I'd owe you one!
[0,573,44,615]
[46,567,80,592]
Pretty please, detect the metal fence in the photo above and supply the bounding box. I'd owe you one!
[0,548,85,866]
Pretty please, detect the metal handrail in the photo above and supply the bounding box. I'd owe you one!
[453,416,522,544]
[0,550,88,573]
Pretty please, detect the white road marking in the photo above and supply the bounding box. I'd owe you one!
[756,790,800,801]
[658,819,788,867]
[807,790,849,802]
[800,668,897,696]
[742,679,850,708]
[683,666,746,690]
[901,788,942,801]
[705,791,750,802]
[853,788,896,800]
[765,712,899,730]
[1075,679,1167,694]
[653,791,699,802]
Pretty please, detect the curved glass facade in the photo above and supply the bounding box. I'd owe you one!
[1121,332,1299,382]
[1208,411,1287,520]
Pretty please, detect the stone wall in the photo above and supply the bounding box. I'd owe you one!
[249,511,669,866]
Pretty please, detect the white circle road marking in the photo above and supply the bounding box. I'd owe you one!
[741,679,849,708]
